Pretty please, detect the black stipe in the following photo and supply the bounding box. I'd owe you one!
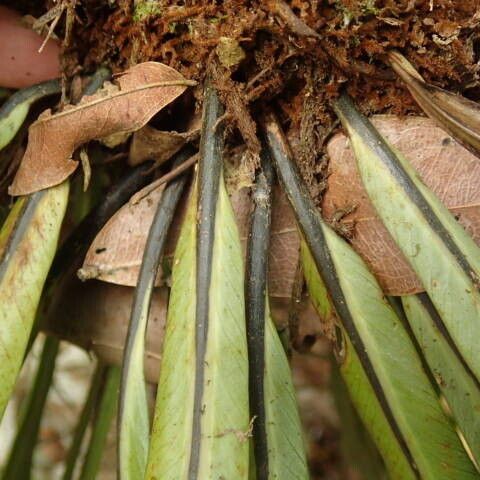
[188,84,224,479]
[0,79,61,121]
[416,293,480,390]
[82,67,111,97]
[335,94,476,284]
[246,149,274,480]
[262,114,419,477]
[118,146,194,467]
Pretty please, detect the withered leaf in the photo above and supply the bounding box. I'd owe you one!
[388,50,480,157]
[9,62,195,195]
[324,115,480,295]
[129,124,199,166]
[44,279,167,384]
[79,183,174,287]
[81,182,300,300]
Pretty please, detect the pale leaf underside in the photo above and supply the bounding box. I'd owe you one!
[146,177,250,479]
[0,183,68,418]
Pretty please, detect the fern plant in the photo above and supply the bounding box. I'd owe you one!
[0,4,480,480]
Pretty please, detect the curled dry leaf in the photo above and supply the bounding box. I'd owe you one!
[324,115,480,295]
[129,124,200,166]
[100,130,132,149]
[81,182,300,300]
[78,183,175,287]
[9,62,195,195]
[388,50,480,156]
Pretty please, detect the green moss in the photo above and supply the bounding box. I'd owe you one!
[350,36,361,47]
[133,0,162,22]
[334,1,354,26]
[361,0,380,16]
[335,0,379,24]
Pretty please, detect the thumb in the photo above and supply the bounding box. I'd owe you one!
[0,6,60,89]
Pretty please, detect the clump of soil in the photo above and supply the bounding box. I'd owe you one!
[11,0,480,197]
[60,0,478,198]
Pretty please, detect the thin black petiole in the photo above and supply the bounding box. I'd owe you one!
[188,81,224,480]
[118,145,195,478]
[245,148,274,480]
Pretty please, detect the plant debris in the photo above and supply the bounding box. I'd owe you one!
[388,50,480,156]
[129,124,199,166]
[9,62,195,195]
[59,0,479,199]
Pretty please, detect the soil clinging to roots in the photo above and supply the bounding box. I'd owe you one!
[10,0,480,199]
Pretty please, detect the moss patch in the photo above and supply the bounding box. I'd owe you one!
[132,0,163,22]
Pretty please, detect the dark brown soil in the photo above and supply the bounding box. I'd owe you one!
[50,0,478,197]
[6,0,480,200]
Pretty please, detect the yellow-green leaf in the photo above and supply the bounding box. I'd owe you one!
[402,294,480,468]
[0,79,60,151]
[263,304,309,479]
[263,113,478,479]
[118,149,192,480]
[146,85,249,479]
[0,182,69,418]
[334,94,480,384]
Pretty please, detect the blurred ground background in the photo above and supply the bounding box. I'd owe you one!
[0,332,379,479]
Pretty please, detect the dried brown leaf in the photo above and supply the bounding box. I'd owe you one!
[128,124,199,166]
[78,183,176,287]
[44,279,167,384]
[9,62,195,195]
[81,182,300,299]
[324,115,480,295]
[388,50,480,156]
